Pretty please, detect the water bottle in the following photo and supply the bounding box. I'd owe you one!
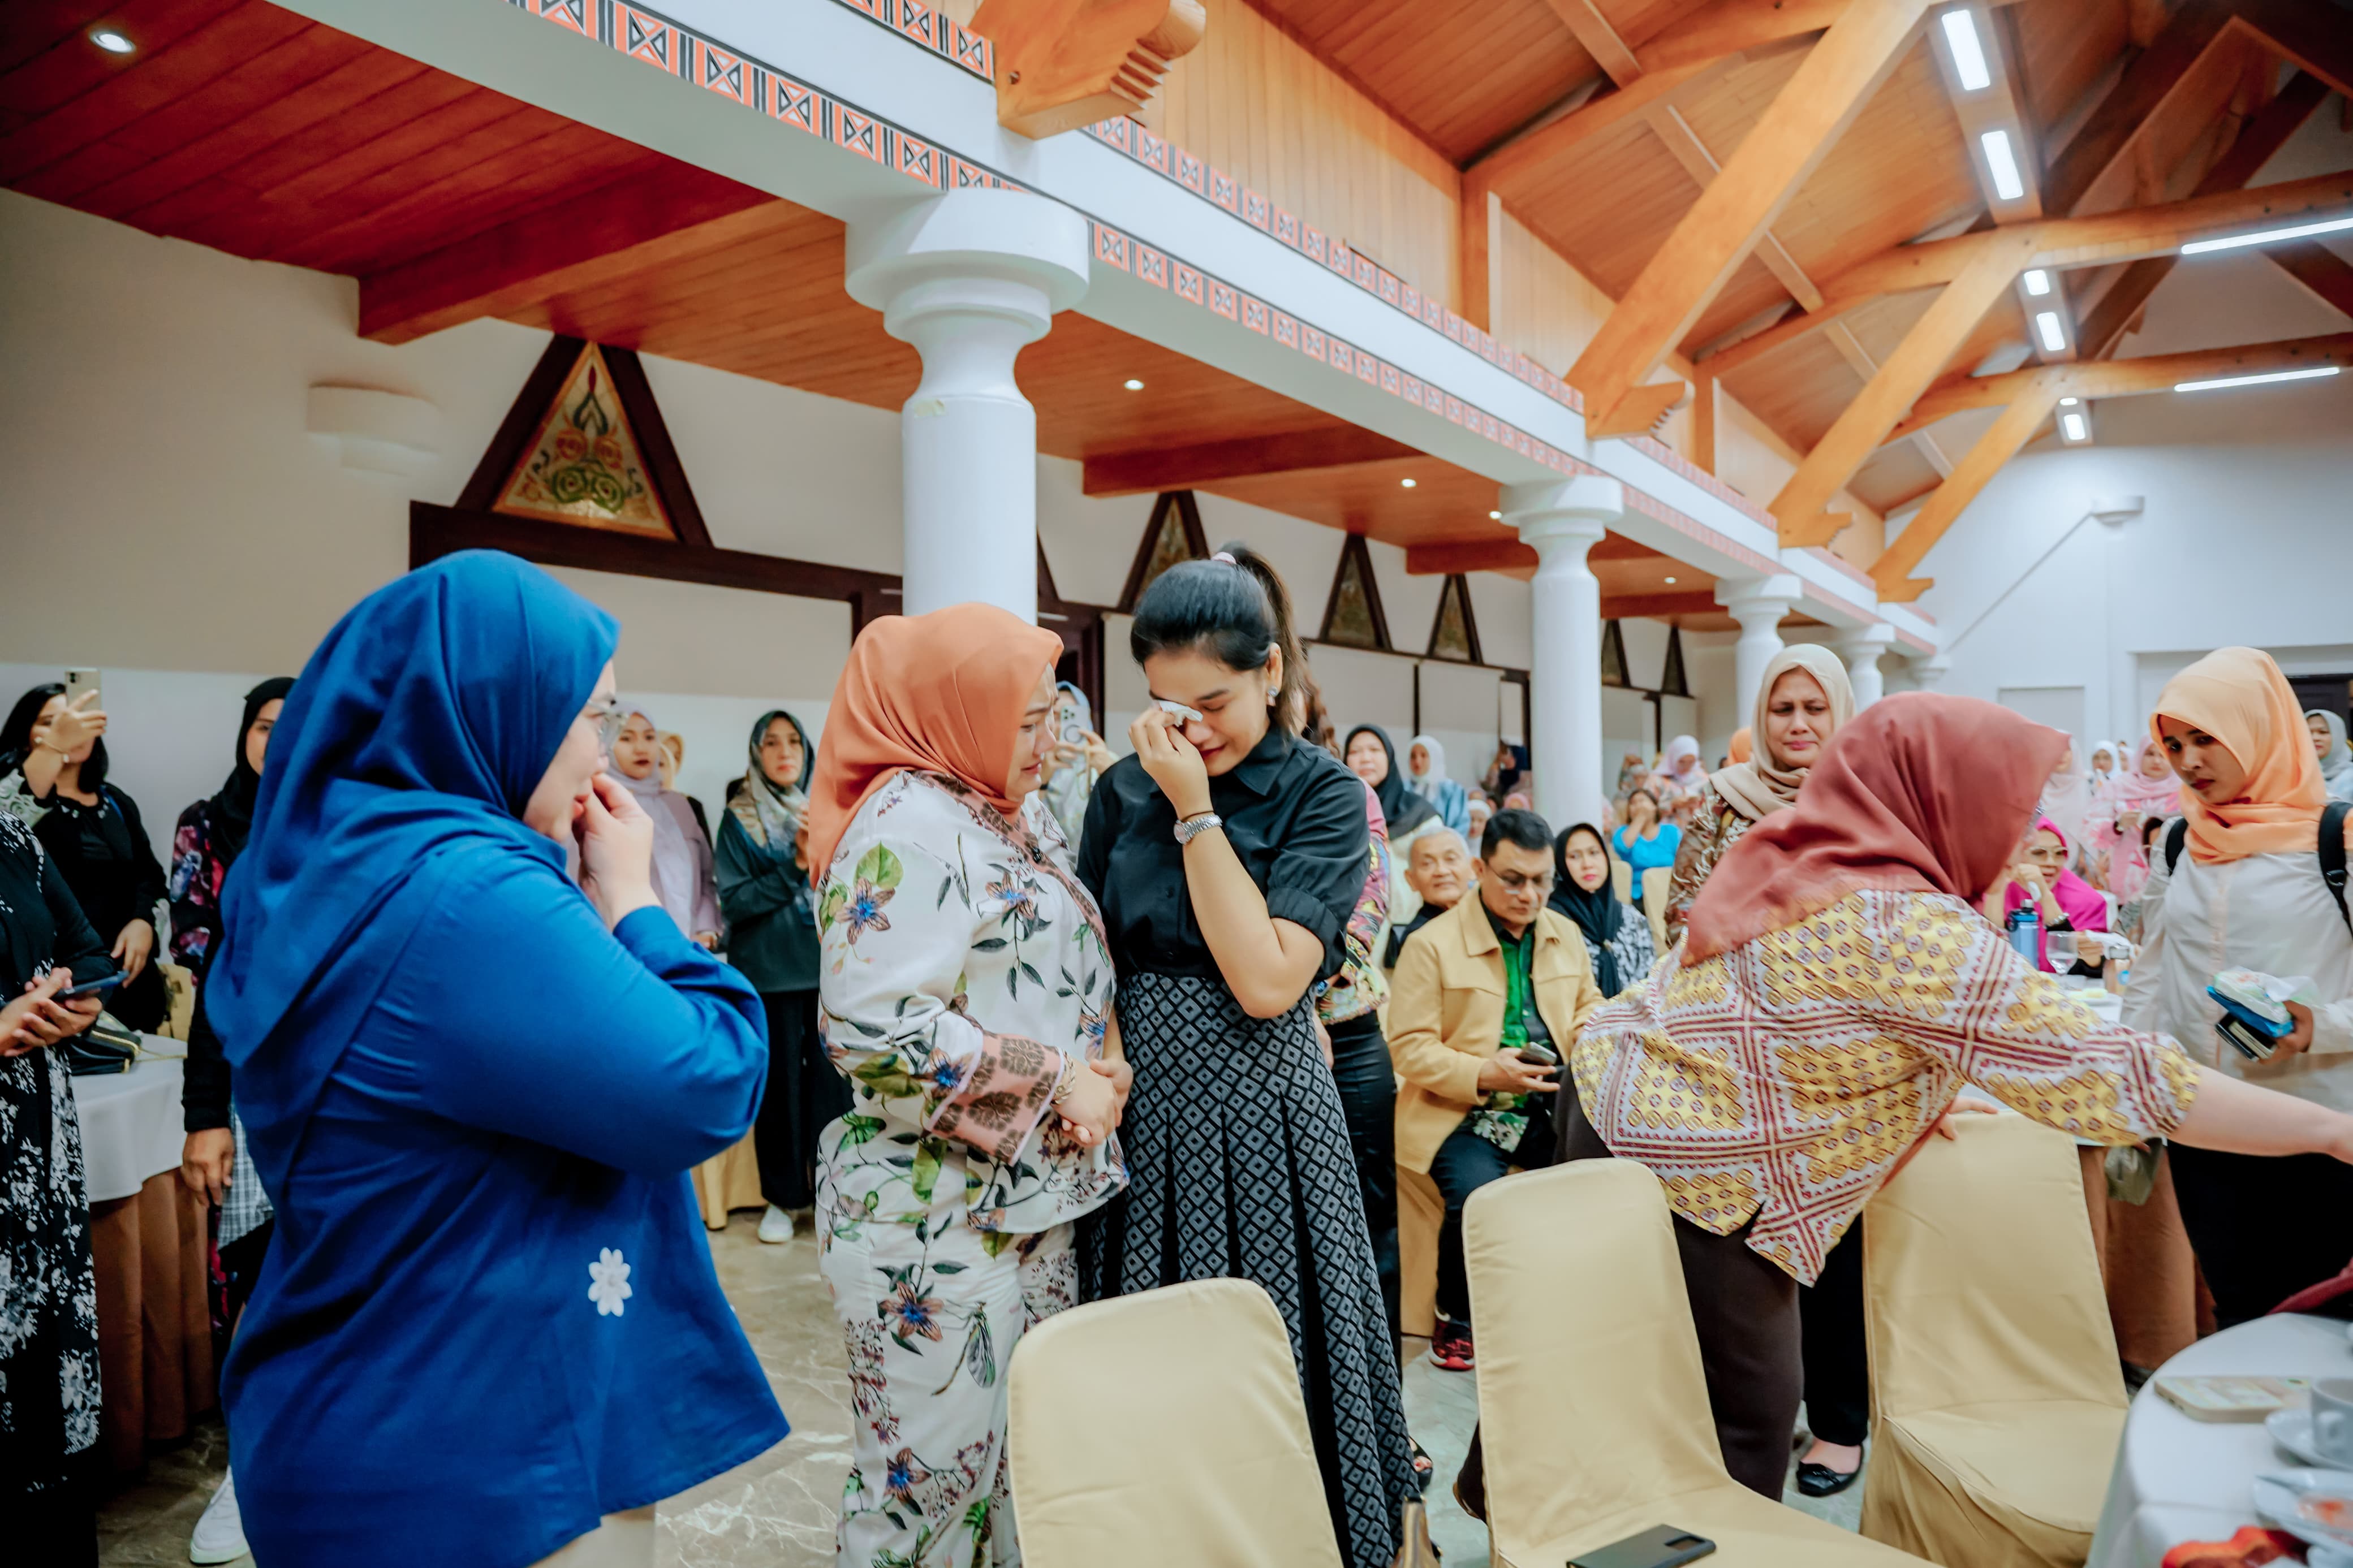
[2005,902,2041,964]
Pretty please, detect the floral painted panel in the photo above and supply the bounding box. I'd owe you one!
[492,342,673,536]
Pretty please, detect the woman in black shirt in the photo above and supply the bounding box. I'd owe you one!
[2,684,170,1033]
[1077,546,1415,1568]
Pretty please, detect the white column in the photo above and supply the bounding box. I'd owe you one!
[1833,623,1898,708]
[846,190,1090,621]
[1714,574,1803,721]
[1501,475,1624,835]
[1910,654,1953,693]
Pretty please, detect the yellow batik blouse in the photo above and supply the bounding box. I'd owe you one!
[1571,887,2201,1284]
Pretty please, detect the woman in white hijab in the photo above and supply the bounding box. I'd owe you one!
[1648,734,1708,804]
[2088,741,2124,791]
[2307,710,2353,803]
[1404,733,1470,836]
[2039,741,2095,879]
[608,703,721,947]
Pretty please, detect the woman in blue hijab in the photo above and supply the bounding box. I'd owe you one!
[207,552,787,1567]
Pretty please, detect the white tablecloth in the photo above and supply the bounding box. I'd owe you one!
[2087,1313,2353,1567]
[70,1036,186,1203]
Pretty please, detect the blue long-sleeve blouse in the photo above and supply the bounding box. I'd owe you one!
[223,856,790,1567]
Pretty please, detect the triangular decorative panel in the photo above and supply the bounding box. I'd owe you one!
[1119,491,1208,611]
[1600,620,1629,688]
[1320,534,1389,650]
[1427,574,1481,663]
[1660,625,1691,698]
[493,343,673,537]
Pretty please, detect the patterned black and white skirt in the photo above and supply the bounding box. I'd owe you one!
[1078,972,1415,1568]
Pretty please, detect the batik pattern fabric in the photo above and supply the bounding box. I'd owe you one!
[815,770,1124,1568]
[1079,974,1417,1568]
[168,798,228,970]
[1572,888,2201,1286]
[1317,790,1392,1029]
[1662,782,1749,952]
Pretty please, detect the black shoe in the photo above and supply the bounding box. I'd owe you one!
[1795,1460,1861,1497]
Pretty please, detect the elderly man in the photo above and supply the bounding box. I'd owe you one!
[1385,826,1470,970]
[1387,808,1605,1373]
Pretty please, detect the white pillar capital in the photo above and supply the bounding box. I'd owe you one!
[1715,574,1803,723]
[1832,622,1899,709]
[1500,478,1624,836]
[846,190,1091,623]
[1909,654,1953,692]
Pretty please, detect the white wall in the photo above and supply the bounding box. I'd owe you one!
[0,187,1568,857]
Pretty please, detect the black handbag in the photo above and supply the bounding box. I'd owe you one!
[62,1017,139,1076]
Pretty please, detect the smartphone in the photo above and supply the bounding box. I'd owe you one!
[1569,1525,1717,1568]
[64,668,102,708]
[1518,1038,1562,1068]
[2210,985,2289,1062]
[1058,699,1085,748]
[57,973,123,1001]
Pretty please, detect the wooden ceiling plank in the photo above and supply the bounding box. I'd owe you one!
[1081,426,1422,494]
[0,0,247,116]
[360,167,781,343]
[0,1,309,185]
[1870,383,2060,598]
[1567,0,1936,437]
[1544,0,1645,86]
[1772,232,2035,543]
[2078,70,2328,359]
[2040,0,2231,217]
[1601,590,1722,619]
[1406,539,1540,576]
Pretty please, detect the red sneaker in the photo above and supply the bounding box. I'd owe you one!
[1430,1316,1476,1372]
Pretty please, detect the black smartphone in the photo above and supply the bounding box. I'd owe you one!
[1568,1524,1717,1568]
[57,974,123,1000]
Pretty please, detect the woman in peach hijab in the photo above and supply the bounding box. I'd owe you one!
[808,604,1130,1568]
[2126,646,2353,1326]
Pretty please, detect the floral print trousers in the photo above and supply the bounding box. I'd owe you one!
[819,1208,1076,1568]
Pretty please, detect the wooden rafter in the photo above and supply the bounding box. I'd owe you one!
[2273,244,2353,319]
[1545,0,1643,87]
[1566,0,1937,437]
[2226,0,2353,100]
[971,0,1206,139]
[1872,329,2353,596]
[2041,0,2233,216]
[1081,427,1418,495]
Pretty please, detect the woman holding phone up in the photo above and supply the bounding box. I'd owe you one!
[1078,546,1415,1568]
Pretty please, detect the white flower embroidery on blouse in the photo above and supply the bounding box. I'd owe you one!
[587,1248,632,1317]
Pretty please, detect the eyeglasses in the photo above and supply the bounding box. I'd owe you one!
[591,705,625,753]
[1488,870,1554,893]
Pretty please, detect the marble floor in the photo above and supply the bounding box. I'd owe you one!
[96,1209,1863,1566]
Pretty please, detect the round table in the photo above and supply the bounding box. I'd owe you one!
[72,1038,187,1200]
[2087,1312,2353,1567]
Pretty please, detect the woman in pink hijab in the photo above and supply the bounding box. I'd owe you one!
[1979,817,2109,975]
[2091,737,2182,901]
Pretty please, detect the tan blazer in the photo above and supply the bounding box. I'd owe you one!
[1387,897,1606,1176]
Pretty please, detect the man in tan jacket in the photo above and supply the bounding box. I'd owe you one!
[1388,807,1605,1372]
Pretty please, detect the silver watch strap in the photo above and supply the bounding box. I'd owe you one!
[1174,811,1223,844]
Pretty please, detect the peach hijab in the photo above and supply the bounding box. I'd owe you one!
[803,603,1063,880]
[2153,646,2346,864]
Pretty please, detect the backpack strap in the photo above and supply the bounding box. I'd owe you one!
[2164,817,2188,876]
[2322,800,2351,938]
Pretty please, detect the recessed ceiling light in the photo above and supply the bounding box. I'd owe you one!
[2033,310,2067,352]
[1939,9,1990,91]
[2174,365,2342,393]
[1664,576,1678,585]
[1488,509,1501,520]
[1980,129,2024,202]
[1400,477,1417,489]
[1122,378,1144,391]
[2182,213,2353,256]
[2022,269,2052,297]
[2060,411,2089,442]
[89,28,135,53]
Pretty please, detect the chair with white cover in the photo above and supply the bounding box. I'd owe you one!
[1859,1113,2128,1567]
[1006,1277,1343,1568]
[1466,1159,1933,1568]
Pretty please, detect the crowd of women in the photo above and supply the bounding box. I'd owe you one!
[8,541,2353,1568]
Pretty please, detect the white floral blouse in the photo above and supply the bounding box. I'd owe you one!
[816,770,1125,1237]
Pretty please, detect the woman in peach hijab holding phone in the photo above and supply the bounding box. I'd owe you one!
[807,603,1129,1568]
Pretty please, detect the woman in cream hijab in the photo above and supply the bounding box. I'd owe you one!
[1657,642,1865,1498]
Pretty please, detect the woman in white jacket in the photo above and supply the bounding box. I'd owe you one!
[2124,646,2353,1327]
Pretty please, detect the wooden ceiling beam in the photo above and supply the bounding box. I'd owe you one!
[2272,243,2353,319]
[1772,235,2036,544]
[2226,0,2353,100]
[1648,105,1826,310]
[1889,327,2353,433]
[1568,0,1936,437]
[1406,539,1537,577]
[2041,0,2233,216]
[1081,426,1421,495]
[1602,591,1722,620]
[358,164,777,344]
[2078,71,2329,360]
[1545,0,1644,87]
[970,0,1205,139]
[1871,386,2061,599]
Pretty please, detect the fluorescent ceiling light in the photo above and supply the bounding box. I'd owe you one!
[2181,213,2353,256]
[2023,269,2052,296]
[89,28,135,52]
[2034,311,2067,352]
[1940,10,1990,90]
[2173,365,2342,393]
[1980,129,2024,201]
[2061,411,2088,442]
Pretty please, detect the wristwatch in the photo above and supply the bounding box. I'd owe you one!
[1173,811,1224,845]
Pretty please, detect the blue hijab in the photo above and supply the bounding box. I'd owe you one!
[209,552,617,1190]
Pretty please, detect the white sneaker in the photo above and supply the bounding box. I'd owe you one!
[190,1466,248,1564]
[757,1205,795,1243]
